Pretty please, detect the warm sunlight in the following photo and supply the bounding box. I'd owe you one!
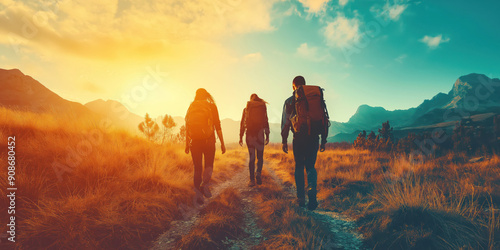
[1,0,500,249]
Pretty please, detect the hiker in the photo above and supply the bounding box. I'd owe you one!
[185,88,226,204]
[281,76,329,210]
[239,94,270,187]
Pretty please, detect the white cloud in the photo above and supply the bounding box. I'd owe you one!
[296,43,330,62]
[387,4,407,20]
[323,14,360,48]
[298,0,331,13]
[372,1,408,21]
[395,54,407,63]
[243,52,262,62]
[419,34,450,49]
[339,0,349,7]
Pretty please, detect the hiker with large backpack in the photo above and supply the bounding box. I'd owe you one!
[185,88,226,204]
[239,94,270,187]
[281,76,329,210]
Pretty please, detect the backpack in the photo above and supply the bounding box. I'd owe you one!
[290,85,330,135]
[186,100,214,140]
[245,100,267,133]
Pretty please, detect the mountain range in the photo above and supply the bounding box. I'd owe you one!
[329,73,500,142]
[1,68,499,143]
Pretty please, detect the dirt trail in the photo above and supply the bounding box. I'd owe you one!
[152,154,365,250]
[265,164,365,250]
[152,163,264,250]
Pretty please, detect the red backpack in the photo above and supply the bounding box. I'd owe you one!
[245,100,267,133]
[186,100,214,140]
[291,85,330,135]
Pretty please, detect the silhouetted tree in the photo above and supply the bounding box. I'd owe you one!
[378,120,393,141]
[396,132,417,154]
[139,113,159,141]
[354,130,367,149]
[366,131,376,150]
[160,114,176,144]
[377,121,393,152]
[176,125,186,143]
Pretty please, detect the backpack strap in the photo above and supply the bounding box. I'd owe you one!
[319,87,330,121]
[319,87,331,139]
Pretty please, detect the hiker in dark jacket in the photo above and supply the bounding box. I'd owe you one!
[185,88,226,204]
[239,94,270,187]
[281,76,328,210]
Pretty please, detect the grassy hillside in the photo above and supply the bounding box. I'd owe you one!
[266,145,500,249]
[0,107,244,249]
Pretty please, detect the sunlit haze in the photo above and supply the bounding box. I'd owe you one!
[1,0,499,122]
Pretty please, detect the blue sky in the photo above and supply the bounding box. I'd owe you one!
[0,0,499,122]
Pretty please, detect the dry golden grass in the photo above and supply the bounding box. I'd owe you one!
[0,107,245,249]
[252,170,338,250]
[265,143,500,249]
[175,188,246,249]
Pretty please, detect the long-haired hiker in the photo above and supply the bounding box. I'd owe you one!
[185,88,226,204]
[239,93,270,187]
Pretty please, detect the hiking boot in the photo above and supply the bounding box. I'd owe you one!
[248,180,256,187]
[256,173,262,185]
[200,185,212,198]
[307,199,318,211]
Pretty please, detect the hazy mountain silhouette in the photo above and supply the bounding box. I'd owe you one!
[0,68,93,115]
[3,68,499,143]
[84,99,144,132]
[347,105,416,129]
[331,73,500,142]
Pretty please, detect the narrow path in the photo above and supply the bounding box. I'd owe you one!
[151,166,248,250]
[266,163,366,250]
[152,153,365,250]
[222,177,264,249]
[152,159,264,250]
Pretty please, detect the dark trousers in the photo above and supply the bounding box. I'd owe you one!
[246,133,265,181]
[292,134,319,202]
[190,139,216,190]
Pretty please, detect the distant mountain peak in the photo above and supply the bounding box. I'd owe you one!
[0,68,23,75]
[356,104,386,112]
[0,68,92,115]
[457,73,488,83]
[450,73,491,98]
[85,99,124,107]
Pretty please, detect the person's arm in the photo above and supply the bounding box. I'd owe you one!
[264,106,270,145]
[212,104,226,154]
[185,126,190,154]
[319,89,329,152]
[217,129,226,154]
[185,107,191,154]
[239,108,246,146]
[281,97,293,153]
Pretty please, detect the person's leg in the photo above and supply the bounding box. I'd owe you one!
[256,131,265,184]
[246,135,257,186]
[256,143,264,185]
[190,141,205,204]
[293,137,306,206]
[190,141,203,191]
[201,140,216,197]
[247,146,256,181]
[305,136,320,210]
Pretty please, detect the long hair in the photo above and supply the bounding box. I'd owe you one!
[194,88,215,104]
[250,93,268,104]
